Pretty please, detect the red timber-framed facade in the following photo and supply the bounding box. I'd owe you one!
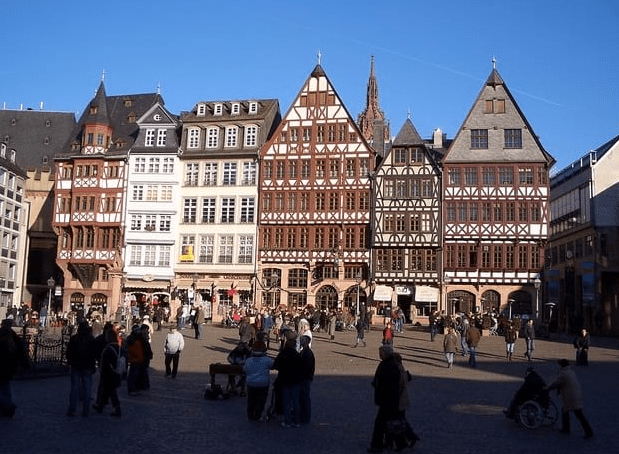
[52,81,161,318]
[372,118,446,321]
[442,68,555,319]
[258,64,375,314]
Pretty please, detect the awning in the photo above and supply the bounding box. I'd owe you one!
[373,285,394,302]
[415,286,439,303]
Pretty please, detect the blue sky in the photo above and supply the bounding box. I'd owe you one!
[3,0,618,171]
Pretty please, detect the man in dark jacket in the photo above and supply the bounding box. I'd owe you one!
[66,321,97,416]
[299,335,315,425]
[368,345,401,452]
[466,324,481,367]
[0,319,29,418]
[272,333,302,427]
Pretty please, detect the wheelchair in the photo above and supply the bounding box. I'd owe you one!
[518,392,559,429]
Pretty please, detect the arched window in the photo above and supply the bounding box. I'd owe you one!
[446,290,475,315]
[344,285,367,315]
[316,285,339,311]
[70,292,85,310]
[481,290,500,314]
[508,291,533,317]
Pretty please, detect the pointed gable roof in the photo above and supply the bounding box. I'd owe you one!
[445,68,555,166]
[85,81,111,126]
[393,118,423,146]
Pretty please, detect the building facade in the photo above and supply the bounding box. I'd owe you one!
[52,82,161,317]
[177,99,280,320]
[547,134,619,335]
[258,64,375,314]
[442,68,554,318]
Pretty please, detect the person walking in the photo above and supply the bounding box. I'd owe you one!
[466,323,481,368]
[66,321,97,417]
[443,326,458,368]
[545,359,593,439]
[429,311,438,342]
[367,345,401,453]
[327,311,337,341]
[0,319,29,418]
[93,329,122,417]
[458,315,470,357]
[193,305,205,340]
[299,335,315,425]
[353,316,367,347]
[504,322,517,361]
[243,340,273,421]
[163,326,184,378]
[272,332,302,428]
[524,319,535,361]
[382,321,394,346]
[573,328,590,365]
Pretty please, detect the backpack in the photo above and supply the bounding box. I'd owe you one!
[105,345,127,375]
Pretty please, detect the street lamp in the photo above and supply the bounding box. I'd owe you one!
[46,277,55,327]
[534,277,542,321]
[355,271,362,320]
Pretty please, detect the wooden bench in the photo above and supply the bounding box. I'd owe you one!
[208,363,246,395]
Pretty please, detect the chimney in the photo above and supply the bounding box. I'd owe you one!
[40,102,44,110]
[433,128,443,148]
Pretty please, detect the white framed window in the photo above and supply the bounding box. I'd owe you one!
[145,215,157,231]
[144,245,156,266]
[183,198,197,223]
[218,235,233,264]
[160,186,173,201]
[223,162,237,185]
[146,185,158,201]
[197,103,206,116]
[199,235,214,263]
[225,126,238,147]
[134,157,146,173]
[204,163,217,186]
[214,103,223,115]
[240,197,255,223]
[130,215,143,231]
[207,127,219,148]
[248,101,258,114]
[162,157,174,173]
[159,215,171,231]
[148,157,160,173]
[158,246,171,266]
[242,161,256,185]
[244,125,258,147]
[180,235,195,262]
[157,129,167,146]
[221,198,235,223]
[132,185,144,201]
[145,129,155,146]
[185,163,199,186]
[188,128,200,148]
[202,198,216,223]
[231,103,240,115]
[238,235,253,263]
[130,245,142,266]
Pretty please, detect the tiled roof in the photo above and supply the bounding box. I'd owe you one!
[393,118,423,145]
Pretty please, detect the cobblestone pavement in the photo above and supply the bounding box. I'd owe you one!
[2,324,618,454]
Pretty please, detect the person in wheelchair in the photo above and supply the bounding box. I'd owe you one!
[504,367,547,419]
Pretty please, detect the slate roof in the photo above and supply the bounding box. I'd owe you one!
[393,118,424,145]
[57,82,162,159]
[0,109,76,170]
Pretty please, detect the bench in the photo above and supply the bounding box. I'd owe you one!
[208,363,246,395]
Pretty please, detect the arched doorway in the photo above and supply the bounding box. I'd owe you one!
[344,285,367,315]
[508,291,533,318]
[447,290,475,315]
[481,290,500,314]
[89,293,107,318]
[316,285,338,311]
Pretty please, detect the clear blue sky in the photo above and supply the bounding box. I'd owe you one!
[3,0,618,171]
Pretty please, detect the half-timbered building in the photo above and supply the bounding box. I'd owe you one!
[52,82,161,317]
[177,99,280,320]
[258,63,375,314]
[442,68,554,317]
[372,118,445,320]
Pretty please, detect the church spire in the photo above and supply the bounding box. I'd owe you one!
[358,55,390,144]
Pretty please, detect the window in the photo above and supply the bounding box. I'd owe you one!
[130,246,142,266]
[314,228,324,249]
[448,168,461,186]
[207,128,219,148]
[482,167,495,186]
[288,269,308,288]
[144,245,156,266]
[276,161,285,179]
[504,129,522,148]
[394,149,406,165]
[471,129,488,149]
[145,129,155,146]
[160,186,172,201]
[316,193,325,211]
[219,235,233,263]
[287,229,296,249]
[148,157,160,173]
[231,103,240,115]
[162,157,174,173]
[464,168,478,186]
[446,204,455,222]
[131,215,142,231]
[245,125,258,147]
[329,160,338,178]
[519,245,528,269]
[303,127,311,142]
[188,128,200,148]
[183,198,197,223]
[493,245,503,268]
[159,215,171,231]
[157,129,167,146]
[248,102,258,114]
[197,103,206,116]
[300,193,309,211]
[146,185,158,201]
[359,192,370,210]
[506,202,515,222]
[482,203,491,222]
[204,163,217,186]
[499,167,513,186]
[288,161,298,179]
[344,227,356,249]
[186,163,199,186]
[199,235,214,263]
[346,159,356,177]
[316,160,325,178]
[240,197,255,223]
[214,104,223,115]
[275,193,284,211]
[221,198,235,223]
[238,236,253,263]
[132,185,144,201]
[301,161,310,178]
[134,157,146,173]
[329,192,339,211]
[346,192,355,210]
[202,198,215,223]
[223,162,237,185]
[300,228,309,248]
[287,193,296,211]
[181,235,195,262]
[225,127,238,147]
[159,246,171,267]
[518,168,533,186]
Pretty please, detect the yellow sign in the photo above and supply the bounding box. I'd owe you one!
[180,245,194,262]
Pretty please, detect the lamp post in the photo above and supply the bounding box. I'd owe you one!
[46,277,55,327]
[355,271,362,320]
[534,277,542,321]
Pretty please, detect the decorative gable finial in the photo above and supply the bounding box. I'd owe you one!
[317,50,322,65]
[492,56,497,69]
[157,83,161,95]
[407,108,411,119]
[101,69,106,82]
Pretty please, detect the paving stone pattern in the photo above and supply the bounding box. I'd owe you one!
[2,324,618,454]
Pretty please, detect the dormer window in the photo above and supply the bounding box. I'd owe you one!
[10,150,15,163]
[90,106,98,115]
[214,104,223,116]
[127,113,137,123]
[124,99,133,107]
[231,103,240,115]
[44,137,50,145]
[248,102,258,114]
[197,103,206,116]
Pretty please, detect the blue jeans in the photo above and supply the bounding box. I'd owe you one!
[526,339,535,358]
[68,369,94,416]
[468,346,477,367]
[445,352,455,367]
[460,336,469,356]
[282,384,301,426]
